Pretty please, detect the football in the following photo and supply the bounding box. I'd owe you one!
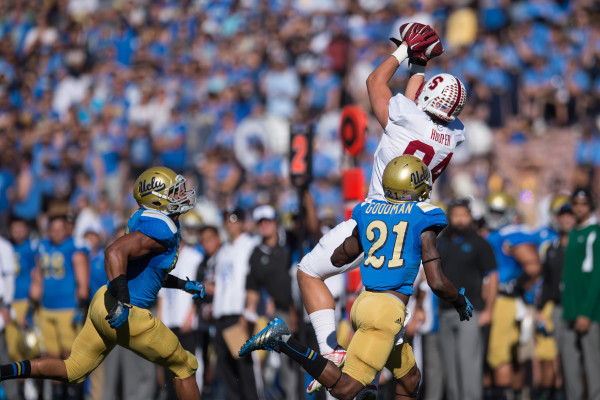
[424,39,444,59]
[395,22,445,61]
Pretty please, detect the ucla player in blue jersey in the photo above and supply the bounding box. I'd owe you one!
[533,194,570,263]
[5,217,38,364]
[484,192,542,400]
[30,215,89,360]
[238,155,473,400]
[0,167,205,400]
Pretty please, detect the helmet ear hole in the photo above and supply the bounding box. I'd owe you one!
[152,201,162,207]
[424,96,429,101]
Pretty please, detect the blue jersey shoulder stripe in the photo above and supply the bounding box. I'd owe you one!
[141,210,177,234]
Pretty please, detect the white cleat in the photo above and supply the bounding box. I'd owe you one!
[306,345,347,394]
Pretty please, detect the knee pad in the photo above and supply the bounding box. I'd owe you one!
[65,357,92,384]
[167,348,198,380]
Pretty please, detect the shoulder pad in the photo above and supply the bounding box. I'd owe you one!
[388,93,419,122]
[416,202,442,213]
[138,210,178,245]
[500,224,536,245]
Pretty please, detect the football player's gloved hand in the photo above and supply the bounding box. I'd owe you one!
[390,23,444,65]
[535,319,551,337]
[105,300,132,329]
[73,299,89,327]
[24,304,36,328]
[452,287,474,321]
[72,309,85,326]
[390,22,427,46]
[184,277,205,300]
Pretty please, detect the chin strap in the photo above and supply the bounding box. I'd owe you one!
[396,393,417,398]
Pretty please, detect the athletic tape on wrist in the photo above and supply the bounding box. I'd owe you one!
[391,44,409,65]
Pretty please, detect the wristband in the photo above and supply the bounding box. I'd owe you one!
[409,62,426,76]
[109,274,130,304]
[452,293,467,309]
[164,274,187,290]
[78,298,90,310]
[391,43,409,65]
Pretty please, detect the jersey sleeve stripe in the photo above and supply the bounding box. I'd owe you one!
[141,210,177,234]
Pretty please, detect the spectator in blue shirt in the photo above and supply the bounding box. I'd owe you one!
[155,107,186,172]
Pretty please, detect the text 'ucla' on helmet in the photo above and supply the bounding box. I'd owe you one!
[134,167,196,215]
[416,73,467,122]
[382,155,432,203]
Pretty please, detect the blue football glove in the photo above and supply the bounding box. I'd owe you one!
[105,300,132,328]
[72,308,85,327]
[73,299,89,327]
[184,277,205,300]
[453,287,474,321]
[24,304,36,328]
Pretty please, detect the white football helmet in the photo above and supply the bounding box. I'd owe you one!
[416,73,467,122]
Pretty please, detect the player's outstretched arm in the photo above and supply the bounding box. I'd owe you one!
[163,274,206,299]
[421,228,473,321]
[366,51,406,130]
[330,226,363,267]
[405,73,425,102]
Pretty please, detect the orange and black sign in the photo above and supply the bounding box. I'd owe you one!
[290,123,313,188]
[340,105,367,157]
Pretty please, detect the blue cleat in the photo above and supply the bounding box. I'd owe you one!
[239,317,290,357]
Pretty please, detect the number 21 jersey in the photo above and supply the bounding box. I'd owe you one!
[368,93,466,202]
[352,200,447,295]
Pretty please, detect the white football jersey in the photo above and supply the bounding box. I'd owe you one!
[368,93,466,201]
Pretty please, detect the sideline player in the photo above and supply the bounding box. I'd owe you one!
[484,192,541,400]
[239,155,473,400]
[0,167,205,400]
[297,23,468,392]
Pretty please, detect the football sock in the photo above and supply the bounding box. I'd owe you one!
[308,309,338,354]
[494,386,511,400]
[484,387,495,400]
[278,336,328,379]
[538,387,554,400]
[369,370,381,388]
[0,361,31,381]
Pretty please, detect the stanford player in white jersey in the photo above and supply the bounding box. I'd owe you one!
[295,24,468,396]
[368,84,466,202]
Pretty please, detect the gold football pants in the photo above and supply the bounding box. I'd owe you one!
[39,307,78,356]
[63,285,198,383]
[5,300,30,361]
[344,291,416,385]
[535,302,557,361]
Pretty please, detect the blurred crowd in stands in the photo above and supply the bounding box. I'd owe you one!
[1,0,600,399]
